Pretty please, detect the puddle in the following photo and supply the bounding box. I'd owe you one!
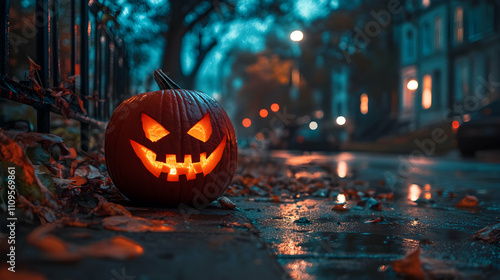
[273,232,418,257]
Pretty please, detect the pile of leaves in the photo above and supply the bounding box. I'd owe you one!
[226,151,393,210]
[0,128,123,223]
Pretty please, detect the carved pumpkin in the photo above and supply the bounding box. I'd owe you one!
[105,70,237,206]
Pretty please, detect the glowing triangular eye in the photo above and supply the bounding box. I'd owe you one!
[187,113,212,142]
[142,113,170,142]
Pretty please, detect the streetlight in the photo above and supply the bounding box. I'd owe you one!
[407,79,418,91]
[336,116,346,126]
[406,79,420,128]
[290,30,303,111]
[309,121,318,130]
[290,30,304,42]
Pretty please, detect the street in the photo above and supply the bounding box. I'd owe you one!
[7,150,500,280]
[243,150,500,279]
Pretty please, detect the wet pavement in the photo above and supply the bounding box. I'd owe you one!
[238,150,500,279]
[3,150,500,279]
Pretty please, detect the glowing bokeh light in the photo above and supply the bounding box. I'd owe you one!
[337,161,347,178]
[309,121,318,130]
[337,193,346,204]
[242,118,251,128]
[271,103,280,112]
[260,109,269,118]
[255,132,264,141]
[336,116,346,126]
[407,79,418,91]
[290,30,304,42]
[408,184,421,202]
[360,93,369,115]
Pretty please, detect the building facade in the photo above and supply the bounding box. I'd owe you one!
[395,0,500,129]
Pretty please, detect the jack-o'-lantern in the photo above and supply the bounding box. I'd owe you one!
[105,70,237,206]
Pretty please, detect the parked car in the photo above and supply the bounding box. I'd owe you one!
[456,100,500,157]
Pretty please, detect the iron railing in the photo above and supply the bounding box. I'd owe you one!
[0,0,129,151]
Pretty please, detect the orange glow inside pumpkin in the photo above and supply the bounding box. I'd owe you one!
[142,113,170,142]
[187,113,212,142]
[130,135,227,182]
[131,112,226,182]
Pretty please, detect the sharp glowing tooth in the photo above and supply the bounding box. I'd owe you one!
[200,152,207,163]
[193,163,203,173]
[184,154,192,165]
[161,165,170,173]
[167,173,179,182]
[186,167,197,180]
[166,154,176,165]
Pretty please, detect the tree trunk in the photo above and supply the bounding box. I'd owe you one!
[161,24,185,86]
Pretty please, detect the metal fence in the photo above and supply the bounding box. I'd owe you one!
[0,0,129,151]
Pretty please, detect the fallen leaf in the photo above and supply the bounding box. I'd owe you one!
[28,221,144,262]
[0,131,58,209]
[69,176,87,186]
[455,195,478,208]
[219,196,236,210]
[74,165,103,179]
[392,248,425,279]
[331,204,349,211]
[365,216,384,223]
[55,95,71,118]
[473,223,500,243]
[0,265,47,280]
[27,221,81,263]
[102,216,174,232]
[80,236,144,260]
[77,96,87,115]
[17,195,57,224]
[91,200,131,217]
[28,56,41,78]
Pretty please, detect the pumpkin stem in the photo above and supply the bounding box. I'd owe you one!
[154,69,182,90]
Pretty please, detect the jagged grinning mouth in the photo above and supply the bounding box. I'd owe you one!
[129,135,226,181]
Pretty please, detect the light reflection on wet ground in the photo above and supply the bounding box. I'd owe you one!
[239,151,500,279]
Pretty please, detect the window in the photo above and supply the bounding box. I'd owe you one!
[422,22,431,55]
[469,2,494,40]
[455,7,464,44]
[422,74,432,109]
[433,70,441,108]
[422,0,430,8]
[434,16,442,50]
[406,30,414,59]
[360,93,368,115]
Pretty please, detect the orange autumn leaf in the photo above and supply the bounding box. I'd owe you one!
[365,216,384,223]
[102,216,175,232]
[28,221,144,262]
[0,130,58,210]
[80,236,144,260]
[473,223,500,243]
[392,248,425,279]
[28,56,41,78]
[331,204,349,211]
[455,195,478,208]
